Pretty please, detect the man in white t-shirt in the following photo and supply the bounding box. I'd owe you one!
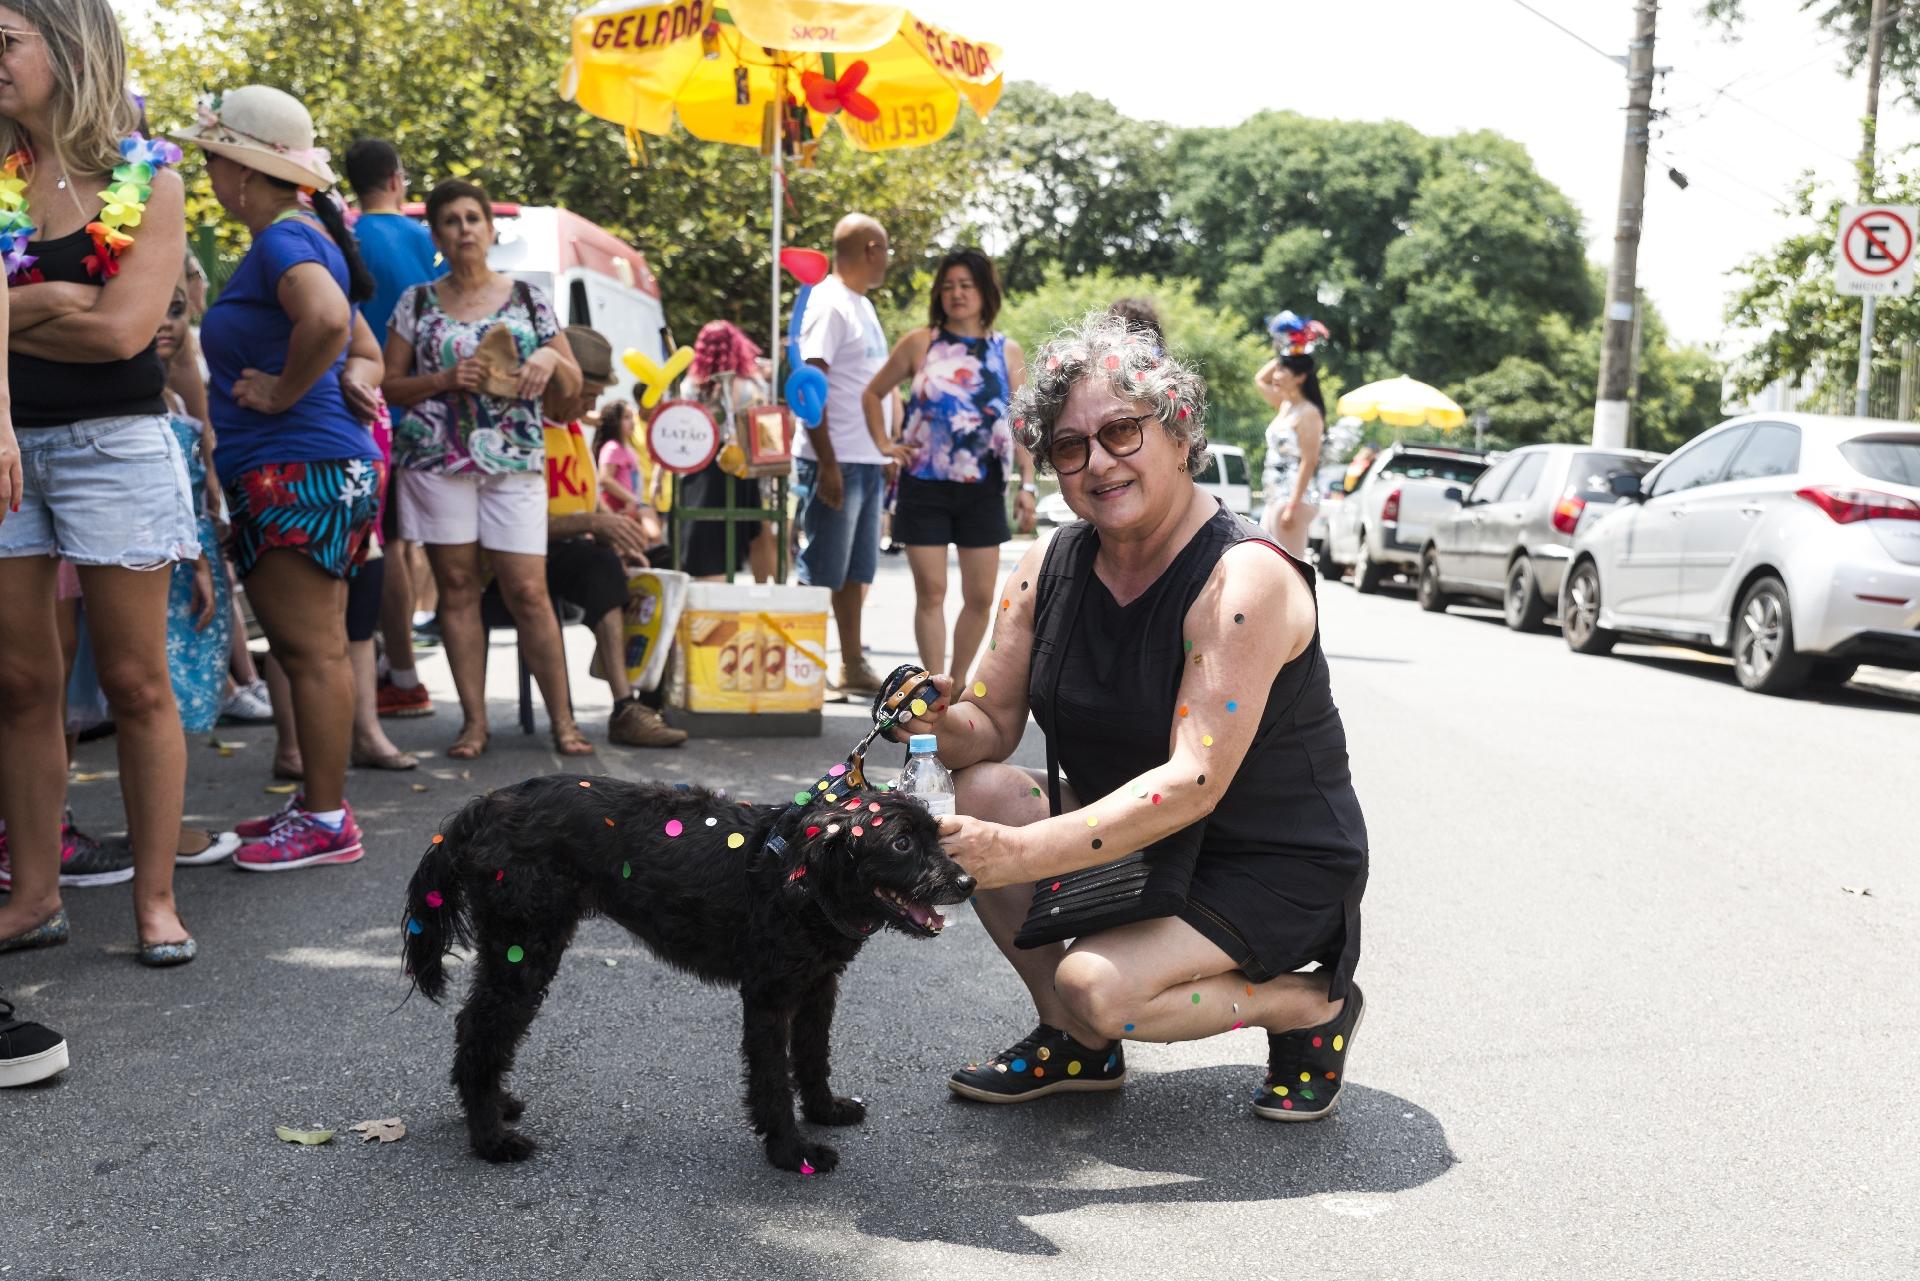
[794,212,904,696]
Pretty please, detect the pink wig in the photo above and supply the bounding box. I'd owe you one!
[689,320,762,387]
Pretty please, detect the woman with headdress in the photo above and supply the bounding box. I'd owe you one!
[1254,312,1329,559]
[679,319,776,582]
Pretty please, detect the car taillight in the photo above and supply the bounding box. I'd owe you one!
[1381,488,1402,524]
[1551,495,1586,535]
[1795,486,1920,524]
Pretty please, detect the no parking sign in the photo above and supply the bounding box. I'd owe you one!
[1835,204,1917,296]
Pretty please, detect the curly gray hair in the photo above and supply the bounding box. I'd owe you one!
[1011,311,1208,477]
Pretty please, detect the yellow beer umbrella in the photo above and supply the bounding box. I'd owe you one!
[1334,376,1467,431]
[564,1,1003,154]
[561,0,1004,388]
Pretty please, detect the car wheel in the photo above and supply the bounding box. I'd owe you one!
[1808,660,1860,689]
[1562,561,1616,656]
[1417,548,1449,613]
[1353,534,1385,595]
[1732,576,1812,695]
[1503,555,1550,633]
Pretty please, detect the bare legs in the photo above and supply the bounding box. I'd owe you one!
[244,551,352,813]
[380,536,421,682]
[424,542,580,754]
[905,543,1000,685]
[74,563,190,946]
[592,608,633,702]
[954,761,1341,1050]
[0,556,70,940]
[349,639,409,762]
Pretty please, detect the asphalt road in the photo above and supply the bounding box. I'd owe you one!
[6,540,1917,1280]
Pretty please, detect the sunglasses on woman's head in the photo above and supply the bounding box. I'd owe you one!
[1048,413,1150,477]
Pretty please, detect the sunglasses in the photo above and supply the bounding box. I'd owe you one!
[1048,413,1150,477]
[0,26,38,57]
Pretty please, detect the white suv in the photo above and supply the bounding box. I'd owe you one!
[1561,413,1920,694]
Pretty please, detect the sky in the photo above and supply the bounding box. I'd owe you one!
[115,0,1918,349]
[904,0,1920,350]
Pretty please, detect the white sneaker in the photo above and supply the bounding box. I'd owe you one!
[222,679,274,723]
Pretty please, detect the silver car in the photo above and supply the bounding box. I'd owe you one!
[1416,444,1663,630]
[1560,413,1920,694]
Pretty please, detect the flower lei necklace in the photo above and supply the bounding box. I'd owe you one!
[0,133,181,285]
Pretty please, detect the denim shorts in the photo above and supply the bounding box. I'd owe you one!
[794,459,885,590]
[0,415,200,568]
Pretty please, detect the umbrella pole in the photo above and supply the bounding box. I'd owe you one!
[769,94,784,397]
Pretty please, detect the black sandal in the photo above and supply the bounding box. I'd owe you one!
[1253,983,1364,1121]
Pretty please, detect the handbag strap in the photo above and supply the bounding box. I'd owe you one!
[1039,527,1099,820]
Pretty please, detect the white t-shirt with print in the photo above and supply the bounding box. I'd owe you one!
[795,273,891,466]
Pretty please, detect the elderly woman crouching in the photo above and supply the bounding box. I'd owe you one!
[895,312,1370,1119]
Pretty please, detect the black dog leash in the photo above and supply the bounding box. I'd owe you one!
[757,665,944,942]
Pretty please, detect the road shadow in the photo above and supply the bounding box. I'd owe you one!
[823,1068,1454,1255]
[1612,649,1920,714]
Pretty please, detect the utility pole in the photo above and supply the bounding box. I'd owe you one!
[1854,0,1890,417]
[1592,0,1658,449]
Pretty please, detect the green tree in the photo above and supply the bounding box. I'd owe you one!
[1721,168,1920,401]
[1171,113,1435,382]
[954,81,1178,294]
[1381,132,1598,387]
[991,270,1291,467]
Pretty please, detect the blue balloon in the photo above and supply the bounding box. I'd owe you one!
[783,284,828,426]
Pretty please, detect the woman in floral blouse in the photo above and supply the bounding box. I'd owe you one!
[382,178,583,758]
[861,249,1032,686]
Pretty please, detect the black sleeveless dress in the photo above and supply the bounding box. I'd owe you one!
[1027,503,1368,999]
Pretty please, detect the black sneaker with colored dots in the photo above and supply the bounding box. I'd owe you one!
[1253,983,1364,1122]
[948,1024,1125,1104]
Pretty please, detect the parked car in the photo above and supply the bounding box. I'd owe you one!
[1560,413,1920,694]
[1416,444,1664,630]
[1035,443,1253,526]
[1305,462,1353,567]
[1323,443,1491,592]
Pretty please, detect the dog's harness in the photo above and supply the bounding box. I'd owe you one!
[759,666,944,942]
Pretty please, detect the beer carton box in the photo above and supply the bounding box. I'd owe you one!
[672,582,828,714]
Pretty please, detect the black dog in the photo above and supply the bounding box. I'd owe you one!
[402,773,974,1173]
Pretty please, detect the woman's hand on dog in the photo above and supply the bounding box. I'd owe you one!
[886,674,953,743]
[936,814,1027,890]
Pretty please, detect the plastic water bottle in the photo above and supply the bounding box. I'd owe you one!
[898,734,955,817]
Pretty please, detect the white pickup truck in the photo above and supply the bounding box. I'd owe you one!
[1323,443,1493,593]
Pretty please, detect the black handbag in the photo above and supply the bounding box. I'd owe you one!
[1013,525,1203,949]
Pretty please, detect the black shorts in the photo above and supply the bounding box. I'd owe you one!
[345,554,385,643]
[543,535,629,628]
[892,473,1010,549]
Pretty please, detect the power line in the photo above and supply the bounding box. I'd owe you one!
[1663,65,1862,166]
[1662,6,1905,122]
[1505,0,1626,69]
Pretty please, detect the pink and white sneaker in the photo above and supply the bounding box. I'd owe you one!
[235,793,303,840]
[232,804,363,872]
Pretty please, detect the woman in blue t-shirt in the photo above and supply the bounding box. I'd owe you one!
[176,86,387,873]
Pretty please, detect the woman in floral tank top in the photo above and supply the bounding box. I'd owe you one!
[861,249,1033,685]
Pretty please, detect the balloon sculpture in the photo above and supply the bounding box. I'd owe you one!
[623,345,695,409]
[1266,310,1330,355]
[780,247,831,427]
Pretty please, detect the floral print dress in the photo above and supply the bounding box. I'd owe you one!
[389,279,560,475]
[165,414,232,735]
[902,329,1012,484]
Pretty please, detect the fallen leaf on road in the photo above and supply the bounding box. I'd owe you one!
[350,1118,407,1144]
[411,783,430,793]
[460,770,472,781]
[72,771,113,783]
[211,740,246,751]
[265,783,299,794]
[274,1125,335,1145]
[603,958,618,967]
